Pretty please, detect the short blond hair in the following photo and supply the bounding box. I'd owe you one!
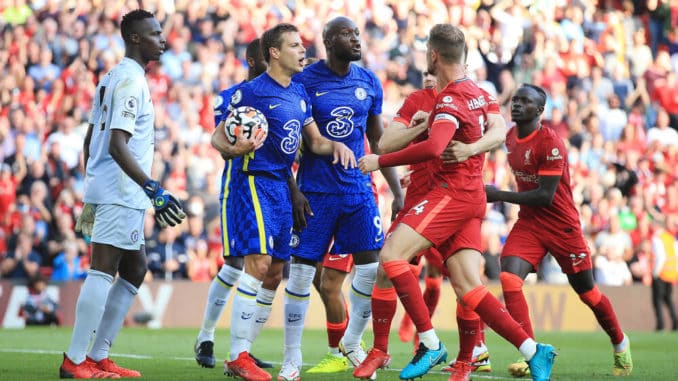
[428,24,465,64]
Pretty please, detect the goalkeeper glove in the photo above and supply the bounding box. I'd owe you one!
[74,203,95,236]
[143,180,186,228]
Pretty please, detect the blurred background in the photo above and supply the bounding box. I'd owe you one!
[0,0,676,299]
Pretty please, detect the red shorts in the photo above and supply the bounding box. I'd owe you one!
[322,253,354,273]
[400,187,485,263]
[501,218,592,274]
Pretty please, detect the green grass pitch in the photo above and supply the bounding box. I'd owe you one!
[0,327,674,380]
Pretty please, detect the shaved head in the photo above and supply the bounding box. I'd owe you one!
[323,16,355,40]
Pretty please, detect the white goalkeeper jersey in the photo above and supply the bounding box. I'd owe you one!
[84,57,154,210]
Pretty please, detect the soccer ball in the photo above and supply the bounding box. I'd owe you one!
[223,106,269,145]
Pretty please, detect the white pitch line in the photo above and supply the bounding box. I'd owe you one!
[0,348,517,380]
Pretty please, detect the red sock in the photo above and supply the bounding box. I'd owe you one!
[456,302,480,363]
[372,286,397,352]
[326,319,347,348]
[383,260,433,333]
[476,321,486,346]
[580,287,624,345]
[423,276,442,317]
[500,272,534,339]
[462,286,529,349]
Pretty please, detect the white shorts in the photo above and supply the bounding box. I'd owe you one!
[91,204,146,250]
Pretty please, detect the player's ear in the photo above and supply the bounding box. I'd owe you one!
[537,106,544,116]
[323,36,333,50]
[129,32,140,44]
[269,47,280,60]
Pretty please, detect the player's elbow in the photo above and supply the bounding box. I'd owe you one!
[108,140,124,163]
[210,132,221,151]
[535,190,555,207]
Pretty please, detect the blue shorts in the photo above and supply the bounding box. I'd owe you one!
[223,169,292,261]
[291,192,383,262]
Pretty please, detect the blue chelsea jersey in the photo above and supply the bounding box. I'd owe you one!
[215,81,245,202]
[294,61,383,194]
[213,81,245,126]
[229,73,313,180]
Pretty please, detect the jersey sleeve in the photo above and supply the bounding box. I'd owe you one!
[369,71,383,116]
[481,89,500,114]
[393,93,419,126]
[301,87,314,126]
[88,84,102,125]
[108,77,143,135]
[377,121,455,167]
[229,86,247,109]
[431,94,461,132]
[537,133,566,177]
[213,92,228,127]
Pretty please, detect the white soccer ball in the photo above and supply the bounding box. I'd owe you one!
[223,106,269,145]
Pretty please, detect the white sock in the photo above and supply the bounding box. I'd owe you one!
[614,334,628,352]
[66,270,113,364]
[197,264,241,343]
[283,263,316,365]
[229,272,261,361]
[88,278,138,361]
[342,262,377,349]
[418,329,440,350]
[519,339,538,361]
[249,287,276,345]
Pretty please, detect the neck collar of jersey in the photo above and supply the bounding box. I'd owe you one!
[122,57,146,76]
[320,59,353,78]
[515,123,541,143]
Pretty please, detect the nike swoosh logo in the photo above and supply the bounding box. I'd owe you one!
[315,91,329,97]
[328,256,342,261]
[375,236,383,242]
[269,104,281,109]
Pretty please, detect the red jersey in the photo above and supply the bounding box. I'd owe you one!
[393,87,436,206]
[505,125,580,230]
[378,79,498,199]
[428,78,491,193]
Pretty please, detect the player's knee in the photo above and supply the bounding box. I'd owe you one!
[248,258,270,280]
[578,286,602,306]
[499,271,524,292]
[455,301,479,320]
[319,277,341,297]
[118,262,147,288]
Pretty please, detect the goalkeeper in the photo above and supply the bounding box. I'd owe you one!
[60,9,185,379]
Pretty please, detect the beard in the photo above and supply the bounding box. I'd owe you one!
[337,49,361,62]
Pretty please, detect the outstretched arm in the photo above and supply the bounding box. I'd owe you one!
[302,121,356,169]
[442,112,507,163]
[378,111,429,153]
[485,175,559,207]
[358,120,455,173]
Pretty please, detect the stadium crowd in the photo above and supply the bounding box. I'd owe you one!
[0,0,676,287]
